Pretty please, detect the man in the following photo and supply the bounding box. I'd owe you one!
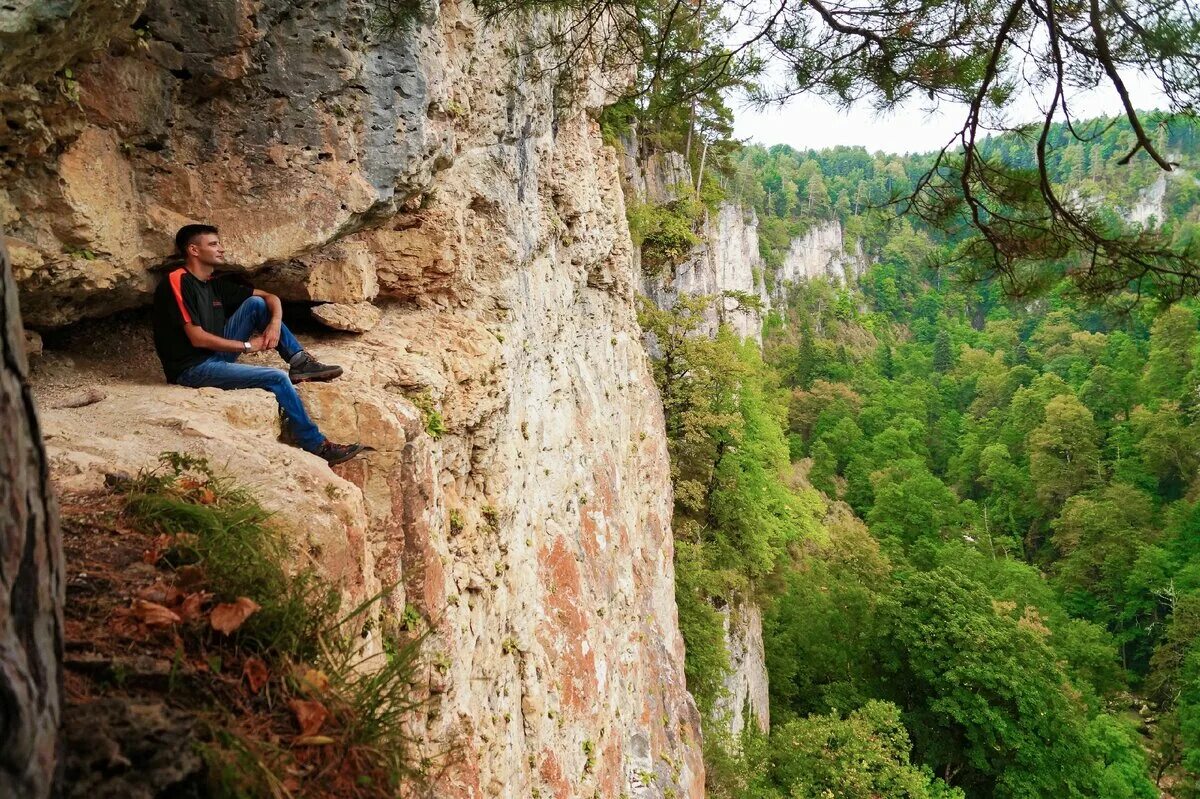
[152,224,364,465]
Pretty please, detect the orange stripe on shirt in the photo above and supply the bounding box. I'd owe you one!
[168,268,192,325]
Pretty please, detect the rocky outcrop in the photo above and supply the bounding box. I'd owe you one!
[774,219,866,296]
[1128,173,1168,228]
[312,300,383,332]
[714,602,770,737]
[7,0,704,796]
[4,0,452,328]
[626,146,770,342]
[0,241,64,798]
[644,202,770,343]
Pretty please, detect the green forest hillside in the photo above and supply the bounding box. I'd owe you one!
[641,118,1200,798]
[727,114,1200,289]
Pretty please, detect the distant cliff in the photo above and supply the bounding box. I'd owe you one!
[773,219,867,298]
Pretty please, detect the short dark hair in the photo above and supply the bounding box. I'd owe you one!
[175,224,219,256]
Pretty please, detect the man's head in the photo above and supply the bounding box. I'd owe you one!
[175,224,224,268]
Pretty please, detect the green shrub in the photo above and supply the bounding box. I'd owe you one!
[599,99,636,146]
[407,390,446,439]
[629,195,703,276]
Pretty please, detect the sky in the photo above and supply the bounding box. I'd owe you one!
[732,75,1169,156]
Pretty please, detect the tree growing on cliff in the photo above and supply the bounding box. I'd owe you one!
[638,295,821,713]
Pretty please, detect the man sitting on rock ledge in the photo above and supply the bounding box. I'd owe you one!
[151,224,364,466]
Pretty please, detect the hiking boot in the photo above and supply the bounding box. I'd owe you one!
[289,352,343,384]
[315,440,364,466]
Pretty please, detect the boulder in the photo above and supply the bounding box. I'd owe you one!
[311,301,382,333]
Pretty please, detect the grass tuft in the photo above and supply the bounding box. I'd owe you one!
[124,453,340,660]
[120,452,430,796]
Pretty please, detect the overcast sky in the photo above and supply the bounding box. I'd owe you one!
[732,76,1169,155]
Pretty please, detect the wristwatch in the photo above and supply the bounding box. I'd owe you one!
[243,341,252,352]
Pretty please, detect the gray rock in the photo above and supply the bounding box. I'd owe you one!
[62,699,204,799]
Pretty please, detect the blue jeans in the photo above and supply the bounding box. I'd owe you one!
[176,296,325,451]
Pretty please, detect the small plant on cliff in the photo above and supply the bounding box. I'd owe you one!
[56,66,82,107]
[599,99,637,147]
[627,188,705,277]
[400,602,423,631]
[408,390,446,439]
[65,246,97,261]
[582,739,596,774]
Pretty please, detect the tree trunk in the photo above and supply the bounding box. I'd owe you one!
[0,238,63,798]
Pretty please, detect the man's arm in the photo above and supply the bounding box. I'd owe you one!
[184,324,264,353]
[252,289,283,349]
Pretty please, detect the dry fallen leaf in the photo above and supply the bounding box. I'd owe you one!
[209,597,261,634]
[197,487,217,505]
[178,591,212,623]
[288,699,329,737]
[295,667,330,695]
[111,599,181,637]
[131,599,182,627]
[243,656,269,693]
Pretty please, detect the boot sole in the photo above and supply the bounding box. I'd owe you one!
[290,366,343,384]
[322,443,365,466]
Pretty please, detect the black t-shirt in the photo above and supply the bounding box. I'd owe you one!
[152,268,253,382]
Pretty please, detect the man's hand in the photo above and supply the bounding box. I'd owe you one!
[248,334,267,352]
[262,320,281,350]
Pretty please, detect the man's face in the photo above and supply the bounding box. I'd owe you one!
[188,234,225,266]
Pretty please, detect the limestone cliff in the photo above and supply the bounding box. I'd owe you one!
[3,1,704,796]
[643,202,770,343]
[621,142,772,740]
[773,219,865,297]
[1128,173,1169,228]
[713,602,769,737]
[628,148,770,343]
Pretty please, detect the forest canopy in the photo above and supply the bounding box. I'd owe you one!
[618,80,1200,794]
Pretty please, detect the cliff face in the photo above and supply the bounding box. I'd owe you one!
[714,602,769,736]
[643,201,770,343]
[1128,173,1168,228]
[630,149,770,343]
[5,1,703,796]
[773,219,865,297]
